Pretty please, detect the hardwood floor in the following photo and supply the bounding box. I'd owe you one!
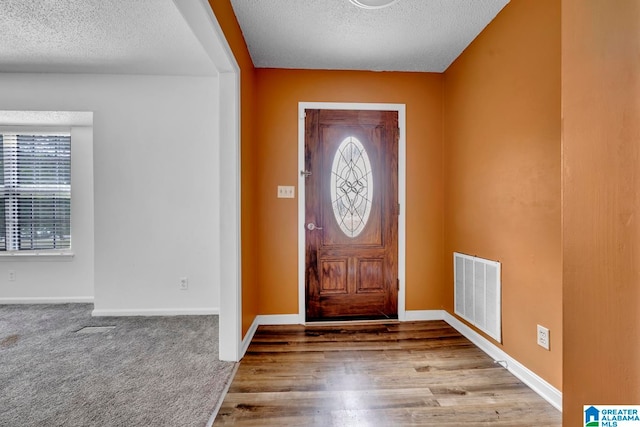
[214,321,561,426]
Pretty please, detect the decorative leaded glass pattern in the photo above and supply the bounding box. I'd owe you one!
[330,136,373,238]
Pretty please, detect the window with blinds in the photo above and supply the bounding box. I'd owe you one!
[0,133,71,251]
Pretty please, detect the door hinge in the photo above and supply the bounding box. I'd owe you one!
[397,203,401,215]
[300,170,312,178]
[397,279,400,291]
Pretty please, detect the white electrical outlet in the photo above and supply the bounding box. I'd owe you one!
[277,185,295,199]
[537,324,550,350]
[8,270,16,281]
[179,277,188,291]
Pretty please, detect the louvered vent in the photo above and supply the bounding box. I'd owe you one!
[454,252,501,343]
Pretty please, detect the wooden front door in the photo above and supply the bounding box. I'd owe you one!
[305,109,398,321]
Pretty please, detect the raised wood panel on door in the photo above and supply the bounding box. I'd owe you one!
[305,109,398,321]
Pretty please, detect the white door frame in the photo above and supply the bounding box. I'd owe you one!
[297,102,407,323]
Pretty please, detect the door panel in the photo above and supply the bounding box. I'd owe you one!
[320,259,348,293]
[305,109,398,321]
[357,259,384,292]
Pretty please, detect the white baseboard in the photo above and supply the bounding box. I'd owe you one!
[404,309,447,321]
[241,317,260,357]
[256,314,302,325]
[443,312,562,411]
[0,296,94,304]
[91,307,219,317]
[240,314,302,357]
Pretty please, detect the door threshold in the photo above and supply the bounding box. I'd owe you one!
[305,318,400,327]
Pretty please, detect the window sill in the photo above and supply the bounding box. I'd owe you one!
[0,251,75,261]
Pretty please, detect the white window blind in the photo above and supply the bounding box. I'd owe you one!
[0,133,71,251]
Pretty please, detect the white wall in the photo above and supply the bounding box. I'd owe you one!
[0,73,221,314]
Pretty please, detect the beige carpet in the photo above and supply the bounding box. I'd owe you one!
[0,304,235,426]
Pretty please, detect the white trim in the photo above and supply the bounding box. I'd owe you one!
[175,0,242,362]
[404,309,447,321]
[92,307,219,317]
[0,297,94,304]
[172,0,235,75]
[256,314,301,325]
[0,252,74,260]
[0,111,93,127]
[241,314,303,358]
[297,102,407,322]
[443,312,562,411]
[217,70,242,362]
[241,317,259,357]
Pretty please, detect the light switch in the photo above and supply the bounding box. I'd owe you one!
[277,185,295,198]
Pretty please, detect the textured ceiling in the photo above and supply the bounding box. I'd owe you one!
[0,0,216,75]
[231,0,510,72]
[0,0,510,75]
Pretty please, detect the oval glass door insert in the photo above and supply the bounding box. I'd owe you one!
[330,136,373,237]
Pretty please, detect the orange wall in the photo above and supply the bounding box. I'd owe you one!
[254,69,444,314]
[208,0,259,336]
[443,0,562,389]
[562,1,640,424]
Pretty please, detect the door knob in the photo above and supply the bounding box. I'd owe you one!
[307,223,323,231]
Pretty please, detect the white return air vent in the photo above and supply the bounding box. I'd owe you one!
[454,252,501,343]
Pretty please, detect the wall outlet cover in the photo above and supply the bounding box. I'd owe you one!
[537,324,550,350]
